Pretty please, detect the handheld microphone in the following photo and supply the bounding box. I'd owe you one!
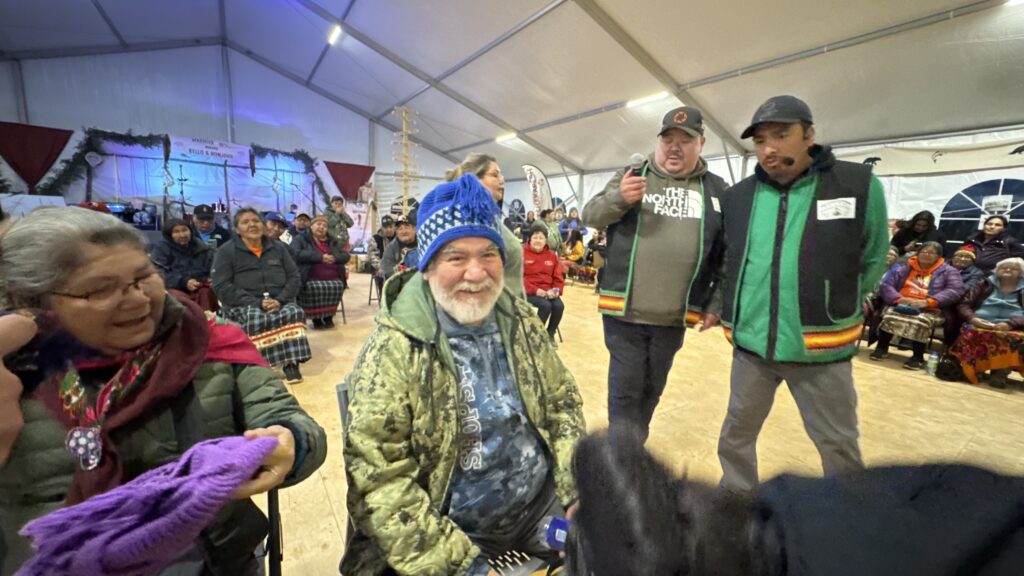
[629,153,645,177]
[780,157,796,166]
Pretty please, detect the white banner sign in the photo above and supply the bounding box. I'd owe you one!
[170,136,251,166]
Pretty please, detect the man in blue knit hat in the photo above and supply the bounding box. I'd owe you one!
[342,174,585,576]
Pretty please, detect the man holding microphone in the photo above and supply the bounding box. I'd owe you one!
[583,105,727,441]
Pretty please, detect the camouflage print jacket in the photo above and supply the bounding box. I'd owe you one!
[341,270,585,576]
[326,208,354,248]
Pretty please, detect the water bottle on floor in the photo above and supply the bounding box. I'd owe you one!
[926,352,939,376]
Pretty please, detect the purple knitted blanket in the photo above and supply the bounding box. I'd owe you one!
[17,435,278,576]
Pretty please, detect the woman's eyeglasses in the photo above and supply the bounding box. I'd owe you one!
[51,271,161,309]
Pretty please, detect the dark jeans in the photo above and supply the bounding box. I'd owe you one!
[876,330,926,360]
[602,316,686,441]
[527,295,564,336]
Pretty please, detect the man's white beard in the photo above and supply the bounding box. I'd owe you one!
[429,275,504,325]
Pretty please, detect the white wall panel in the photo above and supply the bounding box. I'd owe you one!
[21,46,228,139]
[0,62,19,122]
[230,50,369,164]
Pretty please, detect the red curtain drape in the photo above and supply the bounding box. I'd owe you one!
[0,121,74,193]
[323,161,375,202]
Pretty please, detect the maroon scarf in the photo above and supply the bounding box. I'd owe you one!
[38,293,266,504]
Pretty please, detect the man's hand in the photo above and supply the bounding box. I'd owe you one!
[699,312,720,332]
[0,315,38,464]
[233,426,296,500]
[186,279,201,292]
[619,172,646,204]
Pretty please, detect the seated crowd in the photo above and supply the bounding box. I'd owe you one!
[870,211,1024,389]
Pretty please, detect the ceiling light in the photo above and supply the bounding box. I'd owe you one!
[626,91,670,108]
[1007,0,1024,6]
[328,25,342,45]
[495,133,517,143]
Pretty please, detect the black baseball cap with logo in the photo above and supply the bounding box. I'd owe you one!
[381,215,395,226]
[395,214,415,226]
[741,95,814,139]
[193,204,215,219]
[658,106,705,138]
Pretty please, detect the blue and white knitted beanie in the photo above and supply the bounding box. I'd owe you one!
[417,174,506,269]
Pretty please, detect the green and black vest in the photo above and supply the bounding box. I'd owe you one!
[598,162,727,326]
[720,150,873,348]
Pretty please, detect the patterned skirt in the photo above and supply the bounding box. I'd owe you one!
[222,303,312,367]
[297,280,345,320]
[949,327,1024,384]
[878,309,943,343]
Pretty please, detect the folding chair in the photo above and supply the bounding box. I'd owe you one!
[368,275,382,306]
[267,490,283,576]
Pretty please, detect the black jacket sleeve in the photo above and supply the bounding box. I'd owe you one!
[212,243,260,308]
[275,247,301,304]
[289,235,323,266]
[151,241,189,291]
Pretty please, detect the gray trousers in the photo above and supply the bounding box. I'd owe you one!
[718,349,864,491]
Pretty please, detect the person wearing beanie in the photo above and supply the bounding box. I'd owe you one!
[951,244,985,292]
[342,174,584,576]
[445,153,527,301]
[288,213,350,329]
[150,218,218,312]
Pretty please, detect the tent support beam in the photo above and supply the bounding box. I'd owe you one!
[572,0,747,154]
[226,40,460,164]
[293,0,582,174]
[0,37,224,62]
[12,60,29,124]
[721,141,737,186]
[377,0,567,120]
[221,46,236,143]
[679,0,999,91]
[89,0,129,50]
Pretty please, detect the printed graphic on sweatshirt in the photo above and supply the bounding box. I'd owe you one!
[643,186,703,219]
[444,321,550,534]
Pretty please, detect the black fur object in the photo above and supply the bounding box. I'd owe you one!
[566,430,783,576]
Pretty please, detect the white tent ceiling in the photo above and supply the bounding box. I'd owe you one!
[1,0,1023,177]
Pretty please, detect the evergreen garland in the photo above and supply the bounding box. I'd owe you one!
[251,144,331,207]
[34,129,168,197]
[28,128,328,208]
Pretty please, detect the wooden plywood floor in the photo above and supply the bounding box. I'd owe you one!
[265,272,1024,573]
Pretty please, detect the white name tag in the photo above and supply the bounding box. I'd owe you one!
[711,197,721,213]
[817,198,856,220]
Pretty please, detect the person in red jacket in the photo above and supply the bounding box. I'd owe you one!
[523,226,565,341]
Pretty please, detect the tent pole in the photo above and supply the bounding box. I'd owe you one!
[12,60,28,124]
[222,161,233,220]
[721,141,737,186]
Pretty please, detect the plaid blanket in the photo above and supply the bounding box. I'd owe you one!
[297,280,345,320]
[222,303,311,367]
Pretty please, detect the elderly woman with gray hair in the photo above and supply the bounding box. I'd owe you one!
[870,241,964,370]
[951,256,1024,387]
[0,207,326,574]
